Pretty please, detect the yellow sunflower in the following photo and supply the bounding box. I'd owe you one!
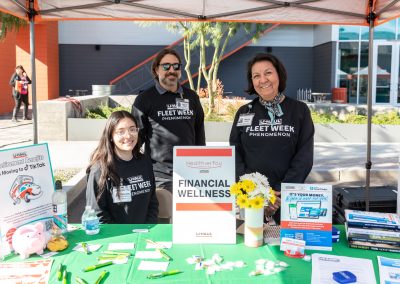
[268,188,276,205]
[229,183,241,196]
[241,180,256,193]
[236,194,249,208]
[249,196,265,209]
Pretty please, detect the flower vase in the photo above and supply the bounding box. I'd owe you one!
[244,207,264,247]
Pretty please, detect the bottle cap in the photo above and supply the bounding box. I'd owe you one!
[55,180,62,190]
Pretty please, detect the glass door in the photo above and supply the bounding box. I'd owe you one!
[373,42,399,105]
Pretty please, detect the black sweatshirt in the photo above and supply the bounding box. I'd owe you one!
[132,84,205,180]
[86,154,159,224]
[229,96,314,191]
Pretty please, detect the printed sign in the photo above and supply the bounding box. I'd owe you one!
[0,144,54,253]
[280,183,332,251]
[173,146,236,244]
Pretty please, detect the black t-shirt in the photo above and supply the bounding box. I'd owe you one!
[132,85,205,179]
[86,154,158,224]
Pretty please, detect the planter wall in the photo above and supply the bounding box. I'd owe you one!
[68,119,400,143]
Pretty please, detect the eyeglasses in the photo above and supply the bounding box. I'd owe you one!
[114,126,139,137]
[159,63,181,71]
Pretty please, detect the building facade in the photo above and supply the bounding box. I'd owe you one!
[1,20,399,115]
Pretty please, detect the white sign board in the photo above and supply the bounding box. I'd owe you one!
[173,146,236,244]
[0,144,54,253]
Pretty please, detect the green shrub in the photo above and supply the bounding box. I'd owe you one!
[371,111,400,124]
[85,104,130,119]
[310,112,341,124]
[311,110,400,124]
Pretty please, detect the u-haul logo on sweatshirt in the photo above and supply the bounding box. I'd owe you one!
[259,119,282,125]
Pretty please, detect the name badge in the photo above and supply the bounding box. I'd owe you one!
[237,113,255,126]
[112,186,132,203]
[176,98,189,110]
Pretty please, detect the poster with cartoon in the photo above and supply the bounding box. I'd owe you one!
[0,143,54,255]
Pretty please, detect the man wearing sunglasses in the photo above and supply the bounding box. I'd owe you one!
[132,48,205,222]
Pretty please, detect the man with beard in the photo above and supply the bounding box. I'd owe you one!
[132,48,205,222]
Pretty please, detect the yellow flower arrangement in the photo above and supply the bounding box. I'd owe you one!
[229,172,276,209]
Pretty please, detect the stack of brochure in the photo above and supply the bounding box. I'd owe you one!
[332,226,340,243]
[345,209,400,253]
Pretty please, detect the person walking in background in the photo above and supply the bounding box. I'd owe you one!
[132,48,205,221]
[230,53,314,224]
[86,110,158,224]
[9,65,32,122]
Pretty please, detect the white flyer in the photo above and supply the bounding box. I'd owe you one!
[378,256,400,284]
[311,253,376,284]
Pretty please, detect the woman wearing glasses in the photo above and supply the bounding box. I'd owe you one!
[86,110,158,224]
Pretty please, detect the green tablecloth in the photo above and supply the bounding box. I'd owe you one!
[4,224,400,283]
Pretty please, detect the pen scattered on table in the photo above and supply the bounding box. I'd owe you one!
[57,263,63,281]
[81,242,89,254]
[146,241,172,249]
[145,239,163,248]
[94,270,108,284]
[147,269,182,279]
[98,251,131,264]
[73,243,102,253]
[83,261,113,272]
[75,276,88,284]
[62,269,67,284]
[157,248,172,261]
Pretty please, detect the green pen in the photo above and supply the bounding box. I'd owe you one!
[157,248,172,261]
[83,261,113,272]
[102,251,131,256]
[94,270,108,284]
[81,242,89,254]
[56,263,63,280]
[75,276,88,284]
[147,269,182,279]
[62,270,67,284]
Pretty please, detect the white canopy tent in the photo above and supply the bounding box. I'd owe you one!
[1,0,400,211]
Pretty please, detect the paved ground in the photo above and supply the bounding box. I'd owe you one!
[1,109,398,222]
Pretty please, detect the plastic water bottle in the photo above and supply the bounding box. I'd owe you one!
[84,208,100,235]
[52,180,68,237]
[81,205,92,229]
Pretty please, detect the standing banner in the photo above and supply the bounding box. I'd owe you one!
[280,183,332,251]
[173,146,236,244]
[0,144,54,255]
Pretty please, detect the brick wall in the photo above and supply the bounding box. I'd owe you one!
[0,32,17,114]
[0,22,59,115]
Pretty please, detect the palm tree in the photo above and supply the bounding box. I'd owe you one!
[0,11,27,40]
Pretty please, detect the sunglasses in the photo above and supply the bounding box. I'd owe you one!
[159,63,181,71]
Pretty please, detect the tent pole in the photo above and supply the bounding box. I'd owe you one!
[366,1,375,212]
[29,0,38,144]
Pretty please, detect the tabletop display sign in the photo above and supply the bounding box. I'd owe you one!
[280,183,332,251]
[173,146,236,244]
[0,144,54,255]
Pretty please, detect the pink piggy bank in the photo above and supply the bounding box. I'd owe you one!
[12,222,46,259]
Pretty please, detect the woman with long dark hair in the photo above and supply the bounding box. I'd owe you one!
[86,110,158,224]
[9,65,31,122]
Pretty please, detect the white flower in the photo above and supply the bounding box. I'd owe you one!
[239,172,271,202]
